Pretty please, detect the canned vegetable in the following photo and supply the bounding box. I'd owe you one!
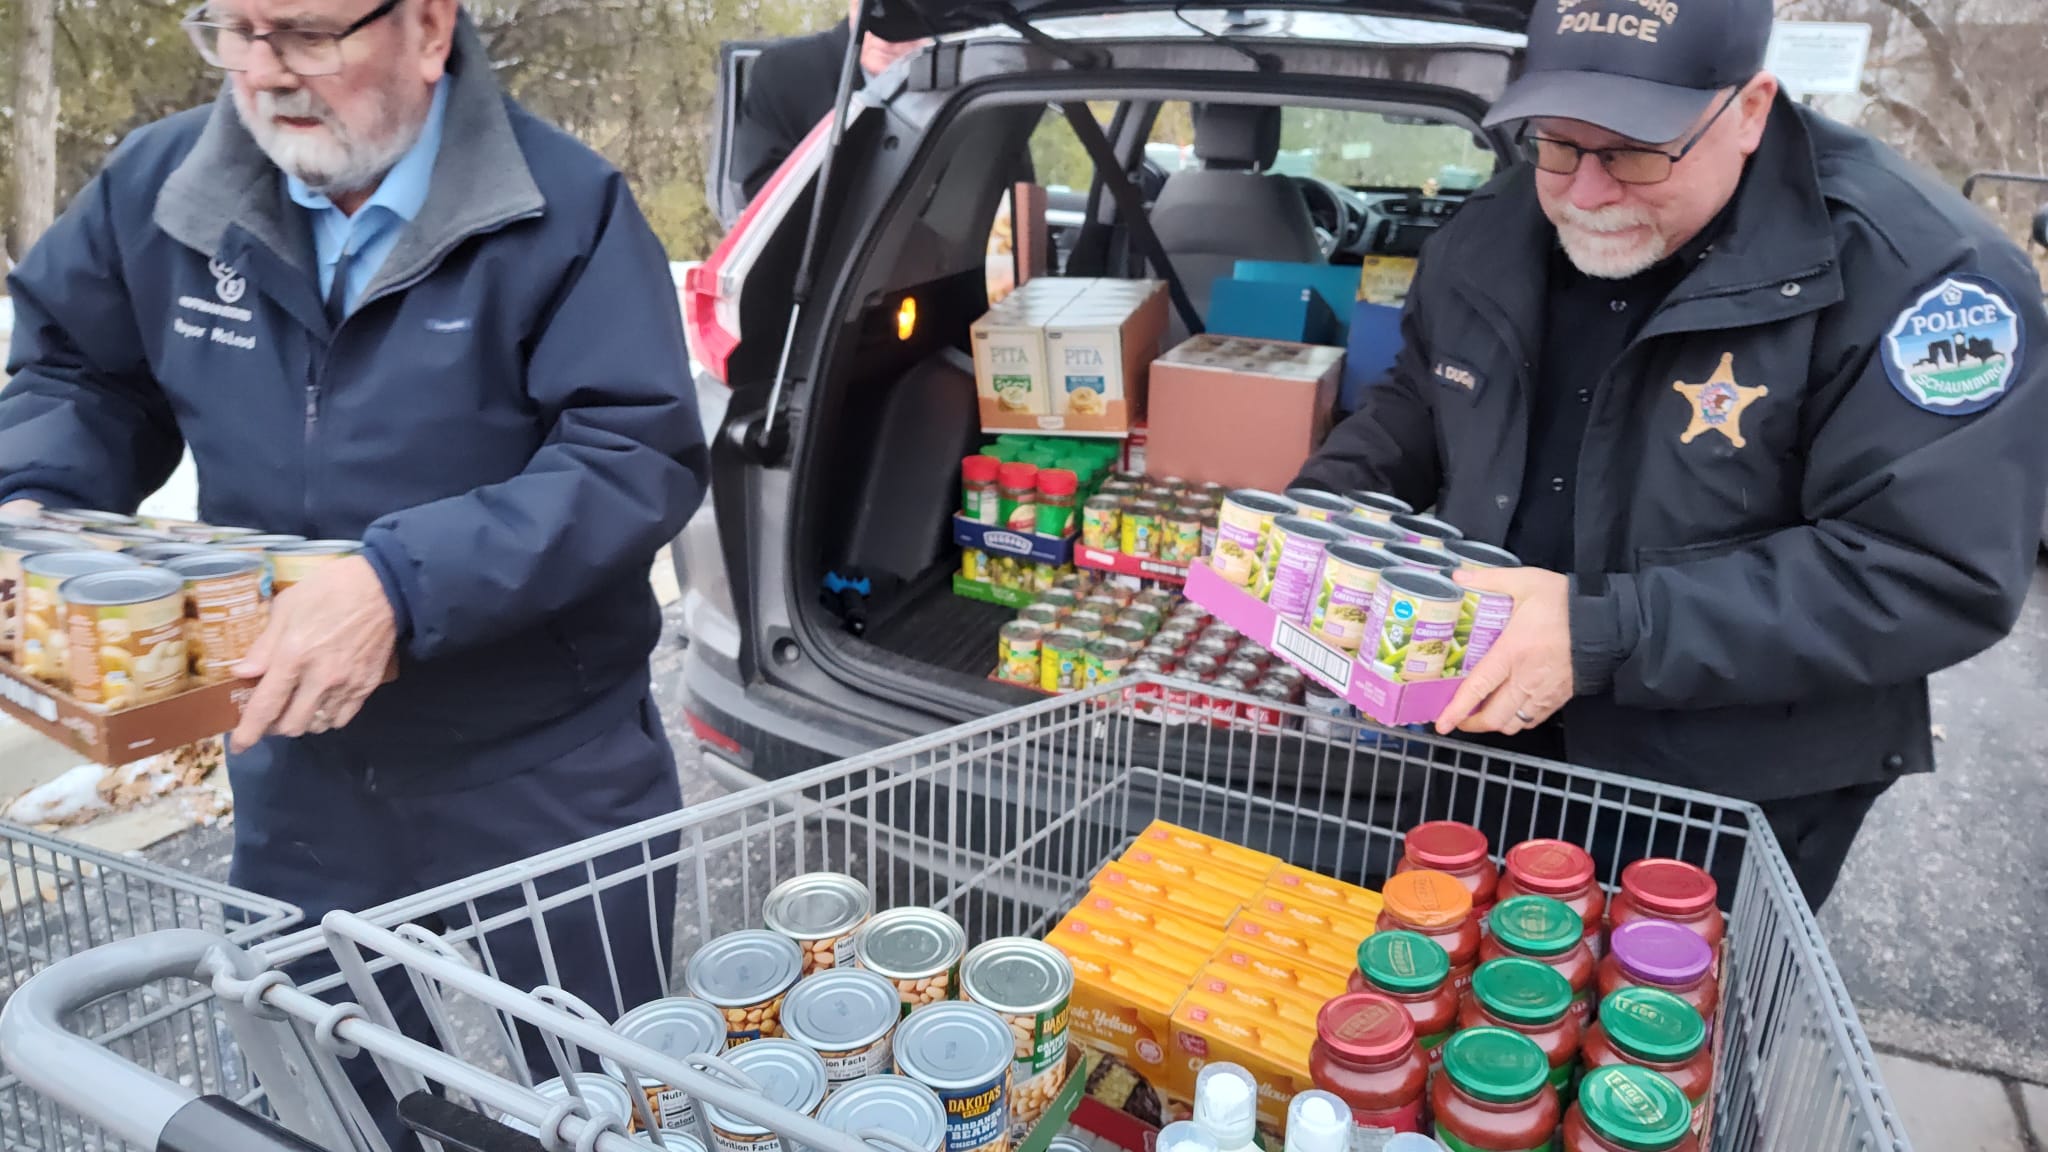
[893,1003,1014,1152]
[856,907,968,1016]
[1283,488,1355,521]
[781,968,901,1088]
[1211,490,1296,595]
[0,530,90,654]
[1018,604,1062,629]
[1364,569,1467,683]
[1443,541,1520,674]
[1383,542,1461,577]
[61,567,189,708]
[267,539,362,592]
[600,997,728,1136]
[684,930,804,1045]
[1081,496,1122,551]
[17,551,139,685]
[1331,514,1405,548]
[503,1075,635,1139]
[1120,501,1161,557]
[701,1039,828,1152]
[1388,513,1464,550]
[1311,541,1401,654]
[163,551,267,682]
[642,1133,712,1152]
[1264,516,1351,623]
[813,1076,947,1152]
[1083,637,1135,687]
[764,873,874,973]
[1343,491,1415,523]
[961,938,1072,1124]
[998,622,1045,687]
[1040,630,1086,693]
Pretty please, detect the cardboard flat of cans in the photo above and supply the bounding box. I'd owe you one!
[970,278,1169,436]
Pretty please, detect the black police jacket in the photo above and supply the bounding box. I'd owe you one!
[1295,98,2048,802]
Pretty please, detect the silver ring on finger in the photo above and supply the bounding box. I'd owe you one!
[1514,709,1537,725]
[311,708,332,733]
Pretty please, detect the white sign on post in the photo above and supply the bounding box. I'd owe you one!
[1766,21,1873,96]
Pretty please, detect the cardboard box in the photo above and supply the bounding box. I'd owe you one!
[1168,990,1317,1138]
[1117,844,1271,902]
[1092,855,1247,928]
[0,658,247,766]
[1145,336,1345,491]
[1225,899,1378,977]
[1206,940,1353,1002]
[1355,255,1419,306]
[973,278,1090,430]
[1133,821,1281,883]
[1262,864,1386,923]
[1070,888,1226,958]
[1186,968,1328,1035]
[1339,301,1405,412]
[1048,931,1197,1127]
[1044,281,1168,435]
[1206,280,1340,345]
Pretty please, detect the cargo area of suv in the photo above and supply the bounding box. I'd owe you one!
[680,6,1528,773]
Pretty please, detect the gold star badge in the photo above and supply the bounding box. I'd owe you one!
[1673,352,1769,448]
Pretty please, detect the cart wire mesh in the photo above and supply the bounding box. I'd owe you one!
[0,819,300,1151]
[234,678,1912,1152]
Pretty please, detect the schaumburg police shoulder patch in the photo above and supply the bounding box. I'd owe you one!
[1882,276,2025,415]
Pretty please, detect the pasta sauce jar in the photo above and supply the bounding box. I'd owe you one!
[1582,988,1712,1138]
[1310,992,1428,1139]
[1563,1065,1699,1152]
[1394,821,1497,914]
[1430,1028,1561,1152]
[1610,859,1725,978]
[1495,840,1606,958]
[1347,930,1458,1064]
[1482,895,1597,1026]
[1599,922,1718,1042]
[1458,958,1582,1100]
[1376,870,1480,990]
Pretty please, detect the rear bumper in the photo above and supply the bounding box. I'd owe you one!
[681,643,902,779]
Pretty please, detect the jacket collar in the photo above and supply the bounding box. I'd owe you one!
[155,11,544,304]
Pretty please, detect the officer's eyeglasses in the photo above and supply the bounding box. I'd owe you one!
[1520,86,1743,186]
[182,0,402,77]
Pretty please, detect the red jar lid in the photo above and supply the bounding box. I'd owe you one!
[1403,821,1490,871]
[1621,858,1718,918]
[1037,468,1079,496]
[962,455,1000,483]
[1503,839,1595,896]
[998,462,1040,488]
[1316,992,1417,1064]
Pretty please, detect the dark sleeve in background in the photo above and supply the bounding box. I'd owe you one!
[731,23,850,203]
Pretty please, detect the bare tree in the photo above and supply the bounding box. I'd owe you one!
[8,0,59,261]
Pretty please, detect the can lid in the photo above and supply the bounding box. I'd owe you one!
[1003,621,1046,642]
[58,566,183,606]
[1380,869,1473,928]
[1343,490,1415,516]
[855,908,966,979]
[162,551,264,580]
[781,968,901,1050]
[1272,515,1350,544]
[1356,930,1450,994]
[684,931,803,1004]
[1504,839,1597,896]
[1439,1027,1550,1105]
[1610,920,1713,987]
[1037,468,1079,496]
[1331,516,1405,545]
[1403,821,1490,870]
[1600,987,1707,1063]
[1382,543,1460,574]
[1324,540,1401,570]
[637,1131,710,1152]
[1389,513,1465,540]
[890,1002,1011,1089]
[704,1039,828,1131]
[1488,895,1582,958]
[998,462,1040,487]
[1224,489,1298,515]
[961,937,1073,1014]
[508,1075,634,1136]
[1445,539,1520,569]
[763,873,873,939]
[1620,858,1719,918]
[601,997,728,1083]
[1158,1120,1220,1152]
[816,1076,947,1152]
[21,550,141,580]
[0,530,95,554]
[1378,567,1463,602]
[1283,488,1353,513]
[1315,992,1417,1064]
[1577,1065,1695,1151]
[962,455,1001,483]
[123,542,218,564]
[1470,958,1572,1026]
[269,539,361,555]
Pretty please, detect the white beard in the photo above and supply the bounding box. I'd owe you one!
[1552,201,1671,279]
[232,83,423,200]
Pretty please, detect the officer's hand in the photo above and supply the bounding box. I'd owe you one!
[1434,567,1574,736]
[228,556,398,753]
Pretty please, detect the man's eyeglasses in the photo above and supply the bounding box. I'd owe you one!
[1520,86,1744,186]
[182,0,401,77]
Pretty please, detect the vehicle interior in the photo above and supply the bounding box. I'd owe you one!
[774,79,1512,727]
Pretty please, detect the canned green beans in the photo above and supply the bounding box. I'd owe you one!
[813,1076,948,1152]
[1211,491,1296,595]
[600,997,728,1136]
[1389,513,1464,550]
[1343,490,1414,522]
[1311,542,1401,654]
[781,968,902,1088]
[893,1003,1013,1152]
[1331,514,1404,548]
[1366,569,1466,682]
[764,873,874,974]
[1443,540,1519,674]
[1265,516,1351,623]
[686,930,805,1046]
[1382,542,1461,577]
[856,907,968,1016]
[702,1039,828,1152]
[1283,488,1354,521]
[960,938,1073,1125]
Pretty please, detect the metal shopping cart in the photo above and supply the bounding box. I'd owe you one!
[0,818,300,1150]
[0,682,1911,1152]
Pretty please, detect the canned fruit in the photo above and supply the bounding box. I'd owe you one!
[815,1076,948,1152]
[1366,570,1466,683]
[702,1039,828,1152]
[268,540,362,592]
[961,938,1074,1124]
[600,997,728,1134]
[781,968,901,1088]
[998,622,1045,687]
[1120,501,1161,558]
[17,551,141,685]
[962,548,991,583]
[892,1003,1013,1152]
[163,551,267,682]
[1311,542,1400,654]
[764,873,874,973]
[62,568,189,708]
[1081,496,1122,551]
[1084,637,1135,688]
[856,908,968,1016]
[1211,491,1295,594]
[1040,630,1086,693]
[685,931,805,1046]
[1265,517,1350,624]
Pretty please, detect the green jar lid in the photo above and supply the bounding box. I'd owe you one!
[1357,931,1450,994]
[1471,958,1571,1027]
[1576,1065,1693,1151]
[1489,895,1583,958]
[1600,987,1707,1064]
[985,446,1019,463]
[1440,1027,1550,1105]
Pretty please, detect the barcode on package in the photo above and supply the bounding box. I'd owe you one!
[1273,619,1352,692]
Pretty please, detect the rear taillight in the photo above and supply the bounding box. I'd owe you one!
[686,118,834,386]
[685,707,746,759]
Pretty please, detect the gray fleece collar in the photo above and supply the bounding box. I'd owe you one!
[154,10,544,299]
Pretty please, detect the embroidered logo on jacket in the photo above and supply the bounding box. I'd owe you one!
[208,258,247,305]
[1672,352,1767,448]
[1882,276,2022,416]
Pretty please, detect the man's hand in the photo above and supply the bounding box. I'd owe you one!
[229,555,398,753]
[0,499,44,517]
[1434,566,1574,736]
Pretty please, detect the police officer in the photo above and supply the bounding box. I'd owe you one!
[1295,0,2048,907]
[0,0,703,1137]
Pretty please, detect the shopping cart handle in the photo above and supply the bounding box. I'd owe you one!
[399,1090,549,1152]
[156,1095,329,1152]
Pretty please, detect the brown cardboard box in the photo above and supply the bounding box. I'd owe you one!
[971,278,1167,436]
[1145,335,1344,490]
[0,658,248,765]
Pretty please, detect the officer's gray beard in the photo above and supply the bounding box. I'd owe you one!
[233,83,425,200]
[1552,202,1671,280]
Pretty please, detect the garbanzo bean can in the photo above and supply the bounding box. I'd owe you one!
[701,1039,827,1152]
[685,930,804,1047]
[503,1074,635,1139]
[212,534,305,597]
[960,938,1072,1127]
[268,539,363,592]
[813,1076,947,1152]
[1365,569,1466,683]
[763,872,874,973]
[893,1003,1013,1152]
[163,552,267,682]
[781,967,902,1088]
[1211,491,1296,597]
[18,551,141,686]
[62,567,189,709]
[856,908,967,1018]
[599,996,728,1137]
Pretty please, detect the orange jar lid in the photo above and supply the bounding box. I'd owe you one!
[1381,870,1473,929]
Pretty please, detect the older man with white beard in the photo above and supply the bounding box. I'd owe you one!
[0,0,703,1137]
[1293,0,2047,909]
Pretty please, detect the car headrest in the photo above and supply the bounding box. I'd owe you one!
[1192,104,1282,172]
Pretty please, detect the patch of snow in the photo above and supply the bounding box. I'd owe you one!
[6,762,110,825]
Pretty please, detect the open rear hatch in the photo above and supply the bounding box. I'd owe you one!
[861,0,1533,39]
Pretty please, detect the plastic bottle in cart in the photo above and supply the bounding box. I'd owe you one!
[1495,839,1607,958]
[1283,1091,1349,1152]
[1161,1120,1222,1152]
[961,455,1001,524]
[1193,1064,1262,1152]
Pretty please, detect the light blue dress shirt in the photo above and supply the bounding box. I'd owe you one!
[287,76,450,318]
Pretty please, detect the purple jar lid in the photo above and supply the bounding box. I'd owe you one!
[1610,920,1713,986]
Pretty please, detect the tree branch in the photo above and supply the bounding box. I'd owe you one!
[1868,0,2002,161]
[1860,82,1966,172]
